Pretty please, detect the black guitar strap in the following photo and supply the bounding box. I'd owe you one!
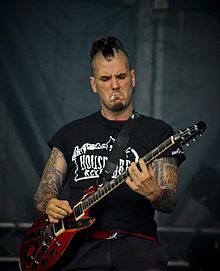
[97,110,139,186]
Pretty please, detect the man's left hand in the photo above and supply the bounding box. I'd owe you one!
[126,158,162,201]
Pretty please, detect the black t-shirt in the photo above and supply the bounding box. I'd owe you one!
[48,110,185,237]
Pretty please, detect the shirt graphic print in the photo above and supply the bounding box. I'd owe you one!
[71,136,139,182]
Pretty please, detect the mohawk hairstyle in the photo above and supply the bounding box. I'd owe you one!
[90,36,128,62]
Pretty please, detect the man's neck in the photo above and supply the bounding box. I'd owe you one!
[101,107,133,121]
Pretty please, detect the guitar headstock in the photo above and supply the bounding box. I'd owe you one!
[173,121,207,146]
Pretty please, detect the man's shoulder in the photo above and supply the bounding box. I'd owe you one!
[137,114,172,130]
[59,111,99,130]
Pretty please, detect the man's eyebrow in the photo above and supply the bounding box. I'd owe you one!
[99,75,111,79]
[116,72,126,76]
[99,72,127,79]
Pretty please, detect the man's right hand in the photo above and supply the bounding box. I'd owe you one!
[46,198,73,223]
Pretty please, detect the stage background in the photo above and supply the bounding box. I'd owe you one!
[1,0,220,270]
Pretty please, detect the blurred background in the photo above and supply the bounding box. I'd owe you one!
[0,0,220,270]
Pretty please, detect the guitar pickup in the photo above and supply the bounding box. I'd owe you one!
[52,219,65,236]
[73,201,85,221]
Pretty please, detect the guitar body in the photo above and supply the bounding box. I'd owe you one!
[19,213,95,271]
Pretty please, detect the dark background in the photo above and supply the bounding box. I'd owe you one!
[1,0,220,270]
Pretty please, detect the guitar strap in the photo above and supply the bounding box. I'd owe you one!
[97,110,139,186]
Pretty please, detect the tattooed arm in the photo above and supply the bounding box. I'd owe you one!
[34,147,72,223]
[126,157,178,213]
[150,157,178,212]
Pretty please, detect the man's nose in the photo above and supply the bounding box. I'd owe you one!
[112,77,120,90]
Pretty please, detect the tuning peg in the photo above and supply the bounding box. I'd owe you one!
[192,137,197,142]
[185,142,190,147]
[187,128,191,135]
[200,133,203,138]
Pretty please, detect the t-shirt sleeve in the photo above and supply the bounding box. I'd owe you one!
[157,123,186,167]
[48,124,70,163]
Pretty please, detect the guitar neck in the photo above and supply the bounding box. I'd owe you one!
[74,135,175,215]
[143,135,175,164]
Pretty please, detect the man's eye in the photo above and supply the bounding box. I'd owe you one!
[101,77,110,81]
[117,74,126,79]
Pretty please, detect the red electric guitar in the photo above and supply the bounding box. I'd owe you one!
[19,121,206,271]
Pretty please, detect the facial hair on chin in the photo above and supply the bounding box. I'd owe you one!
[111,102,125,112]
[110,98,132,112]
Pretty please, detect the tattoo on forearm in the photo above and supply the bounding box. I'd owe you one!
[34,147,67,213]
[152,157,178,213]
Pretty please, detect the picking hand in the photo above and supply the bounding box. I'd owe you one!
[46,198,73,223]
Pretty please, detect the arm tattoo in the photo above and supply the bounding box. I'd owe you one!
[34,147,67,213]
[151,157,178,213]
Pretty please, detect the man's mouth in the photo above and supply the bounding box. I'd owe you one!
[110,94,122,101]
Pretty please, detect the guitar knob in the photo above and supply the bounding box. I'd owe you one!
[50,249,56,256]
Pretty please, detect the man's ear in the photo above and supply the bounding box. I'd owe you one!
[131,69,136,87]
[90,76,97,93]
